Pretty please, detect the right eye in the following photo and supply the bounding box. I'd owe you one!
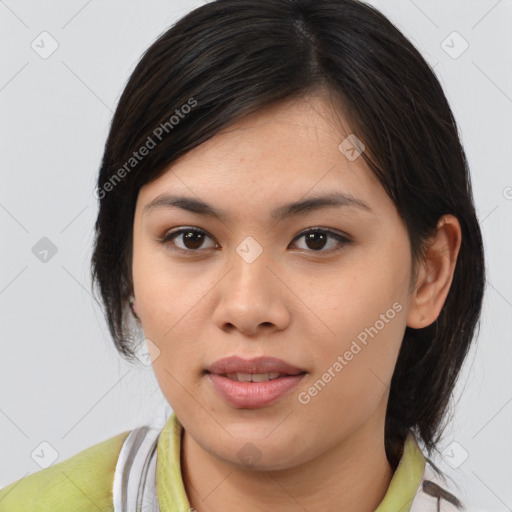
[160,227,219,253]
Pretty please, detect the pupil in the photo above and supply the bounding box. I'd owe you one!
[184,231,204,250]
[306,232,326,250]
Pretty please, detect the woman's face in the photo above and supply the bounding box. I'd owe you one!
[132,93,416,470]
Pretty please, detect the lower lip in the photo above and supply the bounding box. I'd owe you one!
[207,373,306,409]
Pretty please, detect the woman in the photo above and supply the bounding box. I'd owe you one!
[0,0,486,510]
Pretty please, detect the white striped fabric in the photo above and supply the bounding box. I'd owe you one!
[112,425,162,512]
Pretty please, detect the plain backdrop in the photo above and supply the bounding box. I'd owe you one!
[0,1,511,511]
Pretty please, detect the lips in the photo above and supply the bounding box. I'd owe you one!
[206,355,306,377]
[205,356,307,408]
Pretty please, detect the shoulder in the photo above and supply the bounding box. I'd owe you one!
[0,430,130,512]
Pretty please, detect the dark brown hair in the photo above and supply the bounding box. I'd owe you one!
[90,0,485,470]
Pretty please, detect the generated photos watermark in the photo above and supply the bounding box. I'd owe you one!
[94,97,198,200]
[297,301,403,405]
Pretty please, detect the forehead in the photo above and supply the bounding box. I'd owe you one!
[136,94,389,218]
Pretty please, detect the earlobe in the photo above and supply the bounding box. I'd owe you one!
[406,215,462,329]
[129,296,140,319]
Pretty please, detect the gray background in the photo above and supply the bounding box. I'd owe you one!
[1,1,510,510]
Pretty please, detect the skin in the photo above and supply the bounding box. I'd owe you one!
[131,92,461,512]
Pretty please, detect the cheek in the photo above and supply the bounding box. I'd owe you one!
[295,291,406,438]
[131,242,214,388]
[133,241,194,330]
[299,239,410,399]
[307,245,409,344]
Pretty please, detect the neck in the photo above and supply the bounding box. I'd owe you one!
[181,412,394,512]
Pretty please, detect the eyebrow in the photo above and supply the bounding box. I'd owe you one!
[142,192,373,222]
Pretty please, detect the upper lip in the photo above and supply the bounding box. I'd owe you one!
[206,356,306,376]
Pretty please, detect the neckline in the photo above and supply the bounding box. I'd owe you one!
[156,412,426,512]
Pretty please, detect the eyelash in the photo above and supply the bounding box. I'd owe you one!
[159,227,352,256]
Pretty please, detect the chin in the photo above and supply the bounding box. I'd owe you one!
[205,435,310,473]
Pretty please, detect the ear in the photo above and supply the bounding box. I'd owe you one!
[132,298,139,315]
[406,214,462,329]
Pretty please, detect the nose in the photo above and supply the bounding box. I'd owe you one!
[211,244,291,337]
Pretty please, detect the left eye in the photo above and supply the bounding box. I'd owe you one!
[160,227,351,254]
[291,228,351,253]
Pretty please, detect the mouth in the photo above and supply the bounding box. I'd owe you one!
[206,355,306,376]
[220,372,301,382]
[205,356,307,408]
